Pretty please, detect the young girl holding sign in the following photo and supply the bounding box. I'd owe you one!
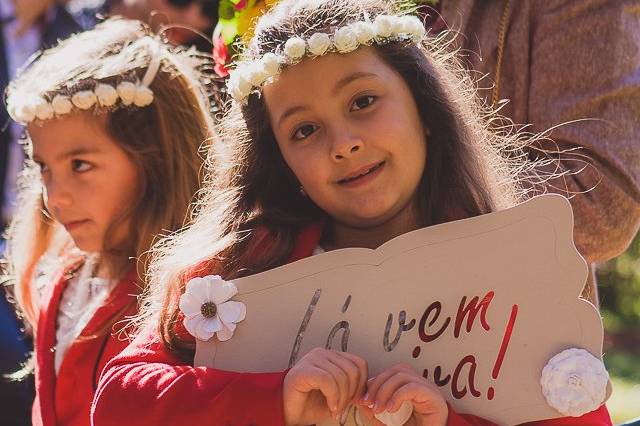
[3,18,214,426]
[92,1,611,425]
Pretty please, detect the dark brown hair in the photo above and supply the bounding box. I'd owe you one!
[3,18,215,332]
[142,0,541,357]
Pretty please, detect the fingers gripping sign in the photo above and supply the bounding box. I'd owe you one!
[358,364,448,426]
[284,348,368,425]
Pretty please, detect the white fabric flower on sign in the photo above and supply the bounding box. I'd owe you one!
[179,275,246,341]
[540,348,609,417]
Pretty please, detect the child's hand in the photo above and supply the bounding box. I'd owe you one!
[283,348,368,425]
[358,364,448,426]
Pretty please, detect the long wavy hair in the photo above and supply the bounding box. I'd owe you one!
[2,18,215,332]
[140,0,550,360]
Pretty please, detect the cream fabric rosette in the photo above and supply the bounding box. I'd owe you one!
[284,37,307,60]
[308,33,331,56]
[225,14,427,103]
[540,348,609,417]
[51,95,73,115]
[95,84,119,107]
[71,91,98,110]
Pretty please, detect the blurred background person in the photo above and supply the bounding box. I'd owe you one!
[105,0,219,51]
[417,1,640,304]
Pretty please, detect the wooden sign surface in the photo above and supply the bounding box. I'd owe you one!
[195,195,606,424]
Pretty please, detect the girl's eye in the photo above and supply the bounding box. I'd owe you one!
[292,124,319,141]
[351,95,376,111]
[71,159,92,173]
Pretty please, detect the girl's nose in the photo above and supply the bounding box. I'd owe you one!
[43,177,73,211]
[330,130,364,161]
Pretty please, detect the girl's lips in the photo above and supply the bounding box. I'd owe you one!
[63,219,89,231]
[337,161,385,187]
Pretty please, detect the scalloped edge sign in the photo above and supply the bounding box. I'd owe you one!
[195,194,609,424]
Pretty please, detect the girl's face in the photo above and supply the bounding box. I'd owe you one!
[29,113,139,253]
[264,47,427,229]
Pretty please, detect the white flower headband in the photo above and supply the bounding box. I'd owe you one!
[7,38,163,125]
[227,14,426,102]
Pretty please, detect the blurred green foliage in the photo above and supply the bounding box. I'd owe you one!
[598,231,640,332]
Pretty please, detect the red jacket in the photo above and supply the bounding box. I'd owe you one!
[91,224,611,425]
[33,265,138,426]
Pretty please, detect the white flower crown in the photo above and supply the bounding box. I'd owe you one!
[7,38,163,125]
[227,14,426,103]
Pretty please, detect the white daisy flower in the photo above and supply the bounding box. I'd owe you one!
[179,275,246,341]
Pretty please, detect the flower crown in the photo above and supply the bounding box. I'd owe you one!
[226,14,426,102]
[6,38,163,125]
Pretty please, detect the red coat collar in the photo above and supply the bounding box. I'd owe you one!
[33,265,138,426]
[288,222,324,262]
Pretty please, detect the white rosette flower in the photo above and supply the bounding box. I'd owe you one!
[34,98,54,121]
[71,90,97,110]
[540,348,609,417]
[95,83,119,107]
[15,101,36,123]
[284,37,307,60]
[116,81,137,106]
[227,67,254,101]
[374,15,394,38]
[388,16,404,36]
[261,52,281,76]
[179,275,247,341]
[334,26,358,53]
[51,95,73,115]
[246,62,269,87]
[307,32,331,56]
[133,85,154,107]
[400,15,426,42]
[352,21,376,45]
